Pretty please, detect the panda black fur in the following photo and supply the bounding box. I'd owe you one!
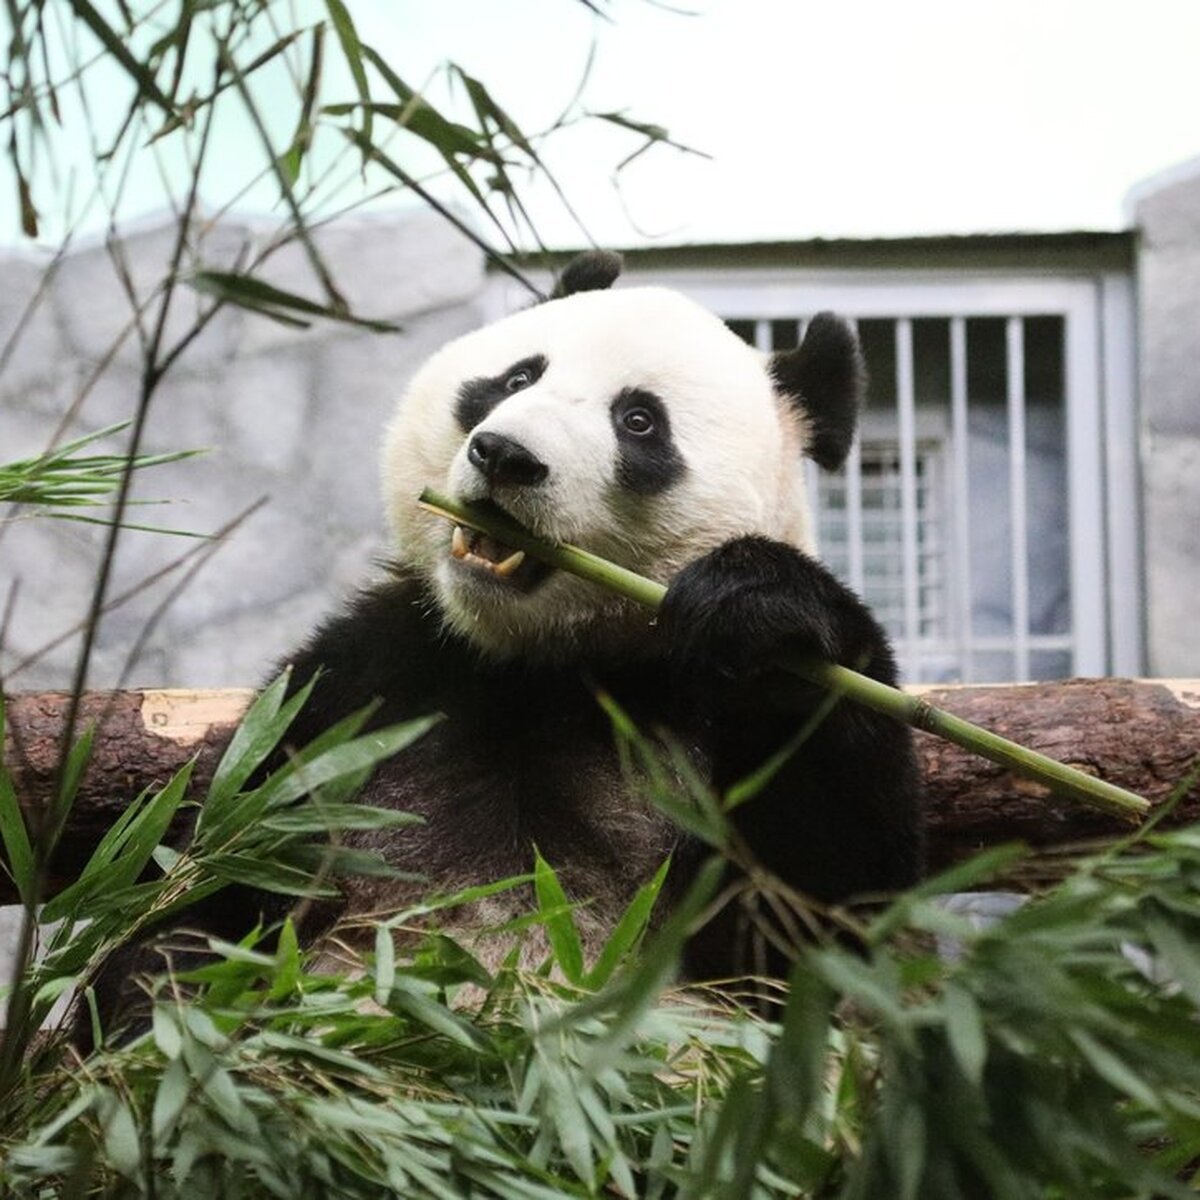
[96,254,923,1024]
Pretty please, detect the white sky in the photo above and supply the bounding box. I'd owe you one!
[398,0,1200,245]
[4,0,1200,248]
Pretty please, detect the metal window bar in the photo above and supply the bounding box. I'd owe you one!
[1006,317,1031,681]
[949,316,973,681]
[894,319,921,680]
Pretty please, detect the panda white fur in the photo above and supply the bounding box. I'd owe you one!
[94,253,923,1024]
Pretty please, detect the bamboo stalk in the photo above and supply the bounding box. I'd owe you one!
[417,488,1150,823]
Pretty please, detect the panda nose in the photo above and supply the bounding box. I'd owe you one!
[467,431,549,487]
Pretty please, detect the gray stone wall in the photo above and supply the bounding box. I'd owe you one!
[0,209,486,691]
[1134,163,1200,677]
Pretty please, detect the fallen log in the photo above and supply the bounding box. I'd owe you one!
[2,679,1199,901]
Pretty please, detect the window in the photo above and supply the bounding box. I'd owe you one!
[818,439,949,659]
[704,280,1139,683]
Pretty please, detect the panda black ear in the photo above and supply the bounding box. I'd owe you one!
[769,312,866,471]
[551,250,623,299]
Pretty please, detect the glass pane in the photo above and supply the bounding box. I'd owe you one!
[857,319,896,411]
[971,650,1015,683]
[1030,650,1072,680]
[1024,316,1069,637]
[965,317,1012,639]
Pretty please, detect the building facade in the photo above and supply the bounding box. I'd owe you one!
[3,166,1199,690]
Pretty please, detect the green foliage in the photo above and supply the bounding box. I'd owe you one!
[0,673,429,1067]
[0,422,203,531]
[3,686,1200,1195]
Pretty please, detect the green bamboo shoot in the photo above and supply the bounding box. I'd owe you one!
[418,488,1149,823]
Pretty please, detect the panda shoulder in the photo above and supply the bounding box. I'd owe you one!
[273,572,450,715]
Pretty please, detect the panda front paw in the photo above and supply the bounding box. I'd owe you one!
[658,536,843,684]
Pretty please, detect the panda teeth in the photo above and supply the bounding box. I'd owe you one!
[492,550,526,577]
[449,525,525,578]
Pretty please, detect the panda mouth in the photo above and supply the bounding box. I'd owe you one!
[448,521,551,591]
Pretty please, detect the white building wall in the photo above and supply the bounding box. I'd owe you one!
[1134,163,1200,678]
[0,210,487,691]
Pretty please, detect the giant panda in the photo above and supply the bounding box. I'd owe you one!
[234,250,923,979]
[95,252,923,1027]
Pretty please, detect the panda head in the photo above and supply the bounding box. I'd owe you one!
[382,252,865,660]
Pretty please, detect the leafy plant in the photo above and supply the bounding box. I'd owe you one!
[0,672,434,1094]
[0,421,203,533]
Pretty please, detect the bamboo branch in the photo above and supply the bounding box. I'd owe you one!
[417,488,1150,824]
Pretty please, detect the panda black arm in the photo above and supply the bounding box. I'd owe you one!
[657,535,923,903]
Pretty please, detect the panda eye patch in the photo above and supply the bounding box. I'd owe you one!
[622,408,654,436]
[610,387,685,495]
[456,354,548,432]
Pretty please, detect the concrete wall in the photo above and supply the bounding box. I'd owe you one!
[0,209,486,691]
[1134,164,1200,677]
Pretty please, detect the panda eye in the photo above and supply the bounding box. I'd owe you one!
[505,369,533,393]
[622,408,655,436]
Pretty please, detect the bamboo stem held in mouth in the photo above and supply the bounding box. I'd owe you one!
[417,487,1150,823]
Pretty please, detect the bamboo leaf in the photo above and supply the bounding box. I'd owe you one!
[205,670,312,813]
[279,24,324,183]
[97,1089,142,1181]
[16,168,38,238]
[382,872,534,928]
[942,981,987,1086]
[584,857,670,988]
[1142,911,1200,1005]
[152,1006,184,1060]
[385,976,488,1049]
[323,0,371,156]
[568,855,725,1064]
[75,787,153,879]
[188,270,400,333]
[1069,1029,1160,1109]
[204,853,340,898]
[768,962,837,1122]
[203,698,380,846]
[31,975,76,1008]
[260,804,422,834]
[286,843,418,880]
[104,762,193,889]
[68,0,176,115]
[54,721,94,825]
[324,98,493,162]
[534,849,585,985]
[0,697,35,907]
[269,917,302,1000]
[374,925,395,1006]
[590,110,712,165]
[254,715,441,811]
[151,1057,191,1140]
[40,856,144,923]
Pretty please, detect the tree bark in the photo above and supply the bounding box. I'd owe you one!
[3,679,1198,900]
